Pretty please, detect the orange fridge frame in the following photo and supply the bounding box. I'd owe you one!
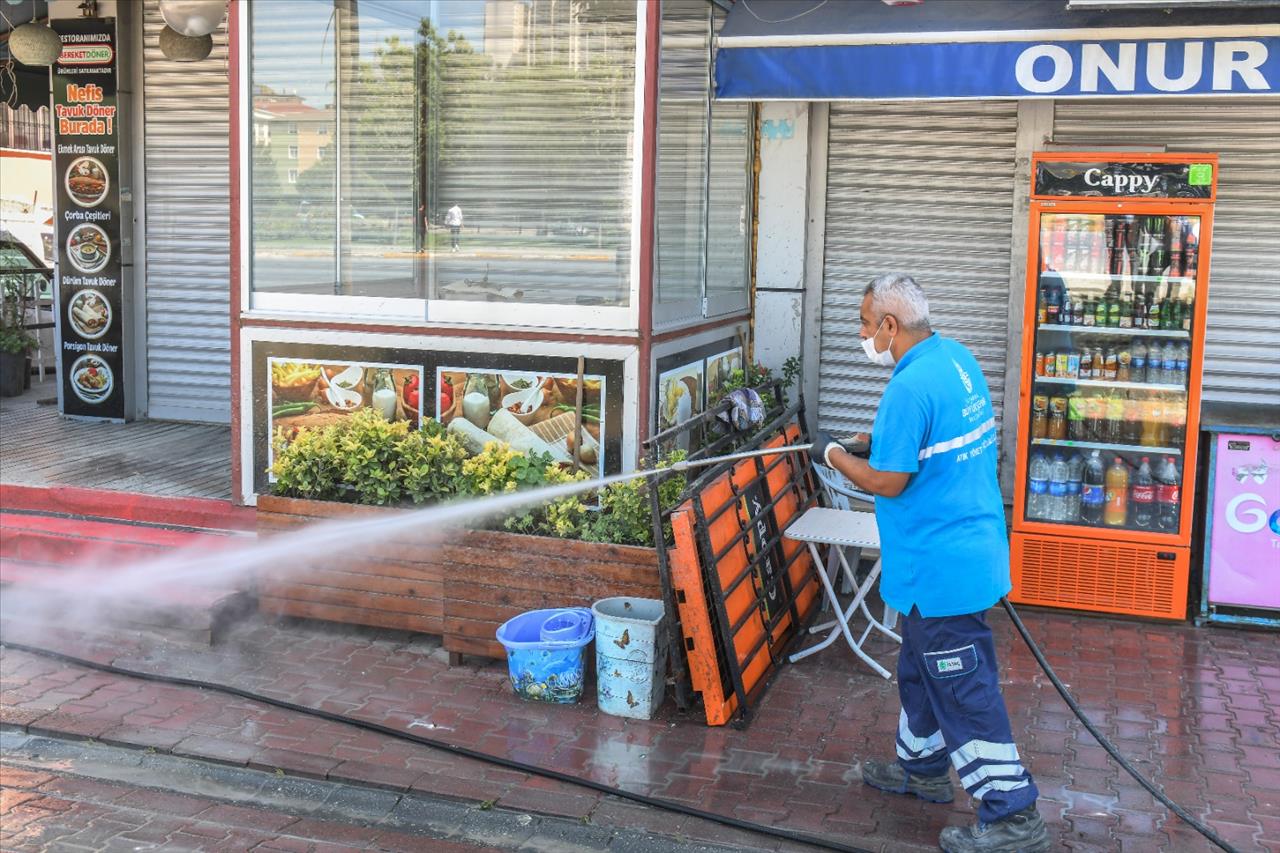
[1010,153,1218,618]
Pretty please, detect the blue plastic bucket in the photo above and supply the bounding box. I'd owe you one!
[495,608,594,703]
[592,597,667,719]
[539,609,592,643]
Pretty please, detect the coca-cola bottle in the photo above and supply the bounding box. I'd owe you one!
[1131,457,1156,529]
[1155,456,1181,532]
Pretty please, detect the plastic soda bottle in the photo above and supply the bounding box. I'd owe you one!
[1176,343,1190,387]
[1028,454,1051,520]
[1104,457,1129,527]
[1066,454,1084,522]
[1049,455,1070,522]
[1131,457,1155,529]
[1155,456,1182,532]
[1081,451,1106,525]
[1131,340,1148,383]
[1161,342,1178,385]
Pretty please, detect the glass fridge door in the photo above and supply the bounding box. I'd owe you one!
[1024,211,1200,535]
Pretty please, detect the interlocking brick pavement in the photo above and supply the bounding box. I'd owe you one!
[2,603,1278,852]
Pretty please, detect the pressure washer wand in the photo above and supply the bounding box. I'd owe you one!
[665,438,872,473]
[665,443,814,472]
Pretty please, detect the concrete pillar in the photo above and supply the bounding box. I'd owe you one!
[753,102,810,375]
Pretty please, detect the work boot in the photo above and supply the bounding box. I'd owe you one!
[861,758,954,803]
[938,804,1050,853]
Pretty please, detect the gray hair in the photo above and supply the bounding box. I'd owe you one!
[863,273,932,332]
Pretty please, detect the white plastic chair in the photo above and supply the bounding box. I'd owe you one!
[810,465,898,631]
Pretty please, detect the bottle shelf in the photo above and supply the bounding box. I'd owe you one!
[1040,271,1195,286]
[1032,437,1183,456]
[1037,324,1190,339]
[1034,376,1187,392]
[1021,514,1184,535]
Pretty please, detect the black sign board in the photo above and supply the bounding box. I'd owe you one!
[1034,160,1214,200]
[738,477,785,622]
[52,17,124,420]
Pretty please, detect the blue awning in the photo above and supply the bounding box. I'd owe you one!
[714,0,1280,101]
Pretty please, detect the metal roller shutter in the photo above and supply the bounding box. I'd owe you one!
[1052,98,1280,407]
[142,1,231,423]
[819,101,1019,437]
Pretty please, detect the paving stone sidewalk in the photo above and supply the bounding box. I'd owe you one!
[1,605,1277,852]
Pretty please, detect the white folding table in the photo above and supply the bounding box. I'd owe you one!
[786,506,902,678]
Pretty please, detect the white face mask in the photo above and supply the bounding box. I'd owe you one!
[861,317,896,367]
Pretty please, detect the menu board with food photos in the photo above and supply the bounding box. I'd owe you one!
[52,17,124,420]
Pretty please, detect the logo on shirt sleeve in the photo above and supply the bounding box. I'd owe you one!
[952,359,973,394]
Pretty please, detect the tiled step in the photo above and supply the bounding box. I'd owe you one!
[0,485,258,644]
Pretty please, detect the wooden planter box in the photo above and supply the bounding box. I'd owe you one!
[255,495,661,663]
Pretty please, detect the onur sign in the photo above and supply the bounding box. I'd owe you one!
[712,34,1280,101]
[1015,40,1272,95]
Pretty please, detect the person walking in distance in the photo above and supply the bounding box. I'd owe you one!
[810,274,1049,853]
[445,203,463,253]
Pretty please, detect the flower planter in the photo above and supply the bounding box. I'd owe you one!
[254,495,661,664]
[255,495,446,635]
[438,529,660,662]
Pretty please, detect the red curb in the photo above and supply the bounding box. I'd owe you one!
[0,484,255,532]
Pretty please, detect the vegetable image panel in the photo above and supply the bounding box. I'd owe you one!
[267,358,424,480]
[437,367,606,479]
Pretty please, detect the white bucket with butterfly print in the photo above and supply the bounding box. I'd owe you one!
[592,597,668,719]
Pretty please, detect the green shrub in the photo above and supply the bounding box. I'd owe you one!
[270,414,687,547]
[335,409,411,504]
[584,451,687,547]
[270,423,347,502]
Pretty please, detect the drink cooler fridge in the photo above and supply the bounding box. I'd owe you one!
[1009,153,1218,621]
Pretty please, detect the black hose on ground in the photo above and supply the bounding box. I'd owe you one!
[3,601,1242,853]
[0,638,872,853]
[1000,598,1238,853]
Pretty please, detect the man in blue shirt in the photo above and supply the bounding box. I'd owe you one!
[811,274,1049,853]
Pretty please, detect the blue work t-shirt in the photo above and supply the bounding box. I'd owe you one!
[868,333,1010,618]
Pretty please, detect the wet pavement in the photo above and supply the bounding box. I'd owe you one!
[1,731,746,852]
[1,604,1277,852]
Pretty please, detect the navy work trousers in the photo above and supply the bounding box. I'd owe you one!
[894,606,1038,823]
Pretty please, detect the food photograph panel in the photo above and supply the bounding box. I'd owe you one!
[267,358,424,478]
[67,289,112,339]
[65,223,111,275]
[437,368,607,478]
[68,354,114,405]
[657,360,705,454]
[705,347,744,403]
[65,156,109,208]
[251,342,627,496]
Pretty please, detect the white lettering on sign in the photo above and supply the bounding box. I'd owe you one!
[1226,493,1271,534]
[1082,43,1137,92]
[1213,41,1269,91]
[1084,168,1159,194]
[1015,45,1073,93]
[1148,42,1203,91]
[1015,40,1273,95]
